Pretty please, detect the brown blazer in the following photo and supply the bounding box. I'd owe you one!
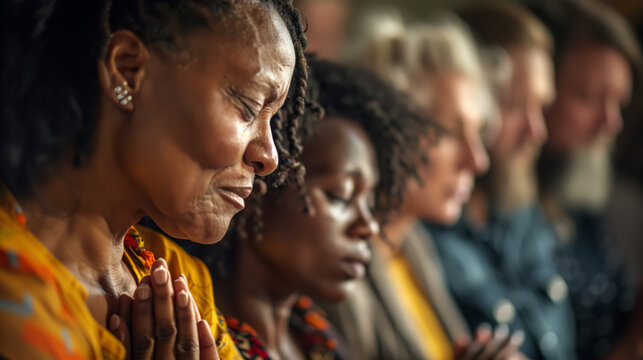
[323,222,469,360]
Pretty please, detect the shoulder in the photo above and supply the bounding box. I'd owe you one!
[291,296,349,360]
[225,317,272,360]
[0,210,124,359]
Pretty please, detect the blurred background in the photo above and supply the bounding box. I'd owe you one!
[294,0,643,60]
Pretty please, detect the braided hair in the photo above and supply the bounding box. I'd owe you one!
[1,0,307,199]
[200,57,438,278]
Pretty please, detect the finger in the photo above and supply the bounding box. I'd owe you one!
[453,336,471,360]
[197,320,219,360]
[174,277,199,360]
[461,324,492,360]
[132,275,155,360]
[495,331,525,360]
[109,313,132,360]
[474,323,493,343]
[118,295,134,360]
[178,274,202,322]
[460,342,482,360]
[476,325,511,360]
[119,294,134,329]
[151,258,177,359]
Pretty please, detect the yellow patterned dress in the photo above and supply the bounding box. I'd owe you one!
[0,189,240,359]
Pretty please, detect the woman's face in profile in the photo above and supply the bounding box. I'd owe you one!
[406,72,489,225]
[256,117,379,302]
[120,6,295,244]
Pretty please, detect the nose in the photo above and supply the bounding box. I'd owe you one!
[350,201,380,240]
[462,134,489,176]
[244,119,279,176]
[524,106,548,145]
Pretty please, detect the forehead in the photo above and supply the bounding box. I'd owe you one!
[183,5,295,91]
[432,73,484,123]
[510,47,555,101]
[559,44,631,92]
[302,117,377,180]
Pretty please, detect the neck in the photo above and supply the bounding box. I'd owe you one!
[465,187,489,227]
[215,244,300,359]
[19,131,144,296]
[481,160,538,215]
[380,210,417,260]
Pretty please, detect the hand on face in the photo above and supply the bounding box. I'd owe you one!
[109,259,219,360]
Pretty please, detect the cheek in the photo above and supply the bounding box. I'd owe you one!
[262,198,345,275]
[550,97,595,136]
[407,147,453,216]
[187,108,248,170]
[495,116,524,150]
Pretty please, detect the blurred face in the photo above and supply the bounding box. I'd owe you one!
[121,7,295,243]
[546,43,631,152]
[299,0,348,59]
[492,47,554,168]
[257,118,379,302]
[406,73,489,225]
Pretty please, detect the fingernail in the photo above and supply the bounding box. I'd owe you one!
[494,324,509,339]
[153,267,168,285]
[476,322,492,335]
[478,322,492,331]
[177,290,189,308]
[157,257,167,268]
[109,313,120,330]
[511,330,525,345]
[137,283,151,300]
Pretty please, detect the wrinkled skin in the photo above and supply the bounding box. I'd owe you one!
[119,7,295,244]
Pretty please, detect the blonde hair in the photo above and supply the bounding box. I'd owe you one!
[344,10,499,141]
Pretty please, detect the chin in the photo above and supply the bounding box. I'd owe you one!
[423,206,461,226]
[312,282,352,303]
[161,215,231,244]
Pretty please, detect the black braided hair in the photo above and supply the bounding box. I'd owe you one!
[199,57,439,277]
[1,0,307,199]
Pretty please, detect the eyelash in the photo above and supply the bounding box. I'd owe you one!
[241,104,257,122]
[324,190,352,206]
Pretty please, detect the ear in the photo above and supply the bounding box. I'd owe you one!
[98,30,150,112]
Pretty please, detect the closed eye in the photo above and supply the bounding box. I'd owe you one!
[226,87,261,122]
[324,190,352,206]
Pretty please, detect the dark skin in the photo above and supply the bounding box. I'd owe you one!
[215,117,379,360]
[19,4,295,359]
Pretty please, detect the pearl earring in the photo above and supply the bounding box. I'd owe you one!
[113,81,133,106]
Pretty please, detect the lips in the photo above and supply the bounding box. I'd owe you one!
[218,186,253,210]
[339,245,372,280]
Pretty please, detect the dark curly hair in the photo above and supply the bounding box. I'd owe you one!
[196,57,438,278]
[1,0,307,199]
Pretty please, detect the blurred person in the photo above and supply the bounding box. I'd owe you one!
[295,0,350,59]
[198,58,431,359]
[0,0,309,358]
[428,3,579,360]
[609,90,643,277]
[528,0,643,358]
[328,11,528,360]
